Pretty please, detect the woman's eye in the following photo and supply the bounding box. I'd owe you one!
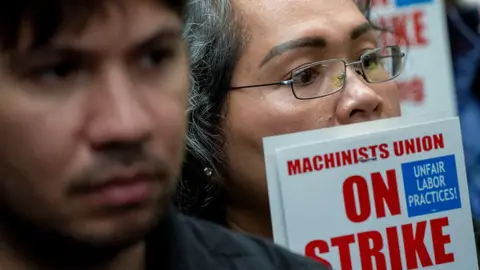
[293,67,320,86]
[362,53,380,70]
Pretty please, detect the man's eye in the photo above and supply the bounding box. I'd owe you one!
[29,61,80,81]
[138,48,174,69]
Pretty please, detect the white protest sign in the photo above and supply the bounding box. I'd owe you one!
[265,112,449,248]
[264,117,477,269]
[369,0,457,117]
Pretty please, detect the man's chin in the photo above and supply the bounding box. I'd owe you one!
[80,225,150,249]
[70,191,172,249]
[70,209,160,249]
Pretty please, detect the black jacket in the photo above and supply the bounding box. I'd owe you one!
[145,207,329,269]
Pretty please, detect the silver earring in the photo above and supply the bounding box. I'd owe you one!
[203,167,213,176]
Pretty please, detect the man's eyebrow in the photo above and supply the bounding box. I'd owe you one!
[9,26,182,61]
[259,22,376,68]
[130,26,183,53]
[7,47,82,72]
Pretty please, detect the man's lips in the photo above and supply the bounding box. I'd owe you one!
[80,174,156,206]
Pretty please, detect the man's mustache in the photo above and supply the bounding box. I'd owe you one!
[67,149,169,195]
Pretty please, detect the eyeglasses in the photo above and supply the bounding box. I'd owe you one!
[230,45,405,100]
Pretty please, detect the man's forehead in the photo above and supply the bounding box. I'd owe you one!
[15,0,181,53]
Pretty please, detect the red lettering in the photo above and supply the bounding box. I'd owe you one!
[371,170,401,219]
[305,240,332,267]
[343,175,371,223]
[376,10,429,47]
[358,147,368,159]
[386,226,402,270]
[305,217,454,269]
[303,157,313,173]
[371,0,389,7]
[393,134,443,158]
[368,145,378,157]
[342,150,353,165]
[286,134,439,176]
[335,152,342,166]
[393,15,409,46]
[413,10,427,45]
[411,78,424,103]
[287,160,301,176]
[379,143,390,159]
[431,217,455,264]
[422,136,433,151]
[405,138,416,154]
[331,234,355,270]
[325,153,335,169]
[353,148,360,163]
[313,155,323,171]
[398,77,425,104]
[415,137,423,152]
[402,221,434,268]
[433,134,444,149]
[358,231,386,269]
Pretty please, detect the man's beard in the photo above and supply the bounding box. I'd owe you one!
[0,195,166,269]
[0,141,177,268]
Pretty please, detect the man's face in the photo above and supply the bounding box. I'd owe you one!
[0,0,189,246]
[223,0,401,207]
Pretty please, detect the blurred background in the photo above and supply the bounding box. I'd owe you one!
[366,0,480,220]
[445,0,480,220]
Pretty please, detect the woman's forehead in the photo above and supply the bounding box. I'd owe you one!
[234,0,368,43]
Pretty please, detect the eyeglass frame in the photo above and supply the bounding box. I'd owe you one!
[230,45,406,100]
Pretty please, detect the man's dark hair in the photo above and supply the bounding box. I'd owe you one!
[0,0,185,51]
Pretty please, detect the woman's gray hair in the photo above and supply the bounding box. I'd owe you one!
[176,0,249,218]
[176,0,376,219]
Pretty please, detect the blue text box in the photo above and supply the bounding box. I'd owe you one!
[395,0,433,7]
[402,155,461,218]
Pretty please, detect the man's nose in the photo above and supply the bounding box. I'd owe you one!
[85,68,154,148]
[335,68,384,125]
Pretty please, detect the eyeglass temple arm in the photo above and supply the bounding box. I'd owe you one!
[230,79,293,90]
[230,51,405,90]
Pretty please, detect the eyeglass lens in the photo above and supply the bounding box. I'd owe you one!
[361,46,403,83]
[291,46,403,99]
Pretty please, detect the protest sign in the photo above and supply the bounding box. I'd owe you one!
[369,0,457,117]
[264,112,448,247]
[264,116,477,269]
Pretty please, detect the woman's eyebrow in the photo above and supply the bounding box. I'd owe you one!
[260,22,374,68]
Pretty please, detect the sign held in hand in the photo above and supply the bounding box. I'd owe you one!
[264,117,478,269]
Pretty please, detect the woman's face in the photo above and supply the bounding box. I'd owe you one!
[223,0,401,208]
